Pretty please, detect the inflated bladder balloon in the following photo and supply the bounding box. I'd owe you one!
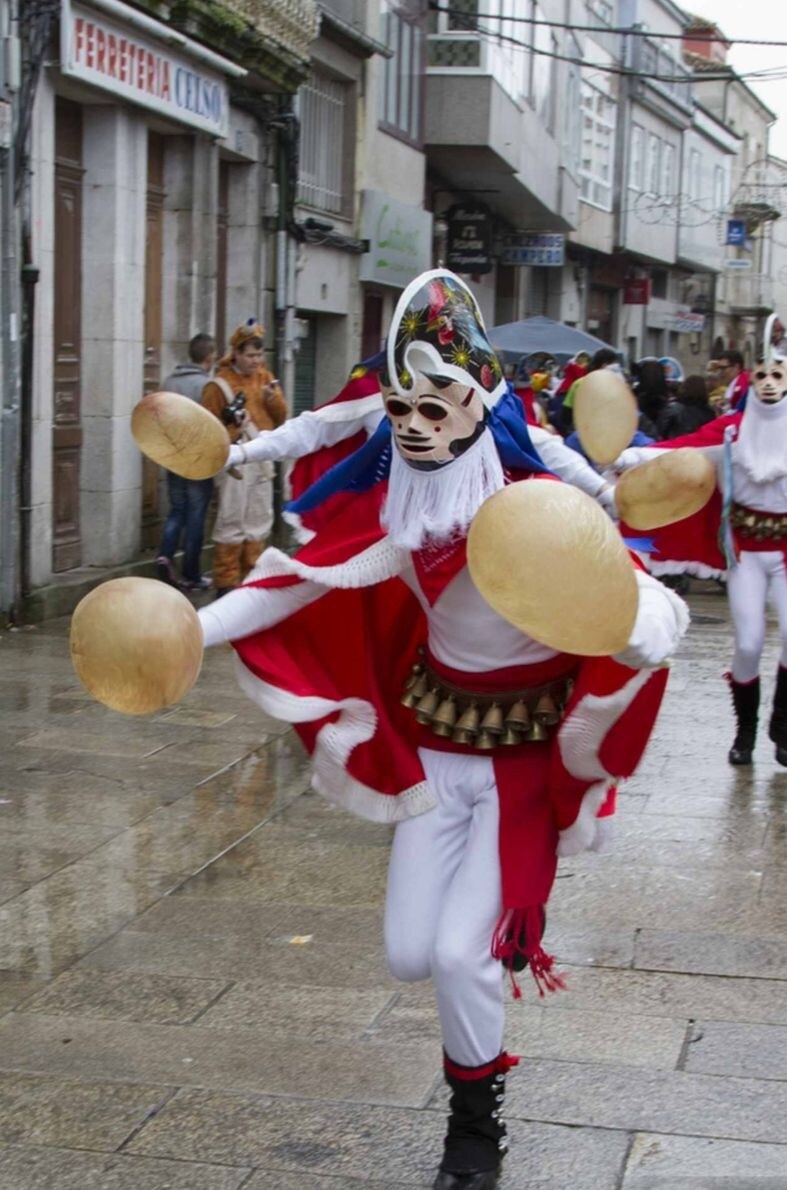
[132,390,230,480]
[70,577,203,715]
[574,370,639,466]
[468,480,639,656]
[616,448,716,530]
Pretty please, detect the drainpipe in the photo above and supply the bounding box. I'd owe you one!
[0,145,21,616]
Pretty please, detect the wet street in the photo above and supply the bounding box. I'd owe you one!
[1,591,787,1189]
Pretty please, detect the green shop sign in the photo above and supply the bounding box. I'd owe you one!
[360,190,433,290]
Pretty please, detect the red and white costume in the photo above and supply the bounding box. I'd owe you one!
[203,271,687,1186]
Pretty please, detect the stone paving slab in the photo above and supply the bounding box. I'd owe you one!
[622,1133,787,1188]
[684,1020,787,1080]
[500,1058,787,1142]
[635,928,787,980]
[0,1072,171,1149]
[126,1087,630,1189]
[21,969,232,1026]
[0,1013,442,1107]
[0,1145,252,1190]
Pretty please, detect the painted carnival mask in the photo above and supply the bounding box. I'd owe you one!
[753,363,787,405]
[382,373,487,468]
[383,269,506,470]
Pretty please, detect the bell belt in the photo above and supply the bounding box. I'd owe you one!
[730,502,787,542]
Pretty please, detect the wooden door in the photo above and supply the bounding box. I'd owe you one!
[52,100,84,572]
[216,160,230,354]
[141,132,165,549]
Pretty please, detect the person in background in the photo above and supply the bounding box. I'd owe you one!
[659,374,716,439]
[201,319,288,596]
[706,360,729,414]
[770,317,787,358]
[548,356,588,435]
[718,349,750,412]
[559,348,620,435]
[156,333,217,591]
[632,358,669,439]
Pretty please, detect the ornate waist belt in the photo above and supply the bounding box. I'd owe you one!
[401,656,574,748]
[730,502,787,541]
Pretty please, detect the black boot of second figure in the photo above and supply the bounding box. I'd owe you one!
[728,676,760,766]
[768,666,787,766]
[432,1053,518,1190]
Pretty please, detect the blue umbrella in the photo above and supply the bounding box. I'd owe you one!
[489,316,616,366]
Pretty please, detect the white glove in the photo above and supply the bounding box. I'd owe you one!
[613,571,689,670]
[612,447,650,474]
[597,484,617,520]
[225,443,248,470]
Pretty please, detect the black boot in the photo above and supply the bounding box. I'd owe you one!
[432,1052,518,1190]
[768,666,787,766]
[727,676,760,765]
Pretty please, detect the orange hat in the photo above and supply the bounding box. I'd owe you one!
[230,318,265,351]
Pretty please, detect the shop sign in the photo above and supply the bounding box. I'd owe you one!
[666,308,705,333]
[725,259,753,270]
[500,233,565,267]
[445,204,493,274]
[726,219,746,246]
[359,191,433,290]
[623,278,650,305]
[63,4,229,137]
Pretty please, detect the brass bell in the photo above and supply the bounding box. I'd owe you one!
[475,729,497,750]
[431,696,458,738]
[415,688,439,724]
[452,728,475,745]
[479,703,504,736]
[454,702,480,737]
[402,670,429,706]
[526,719,549,742]
[504,699,530,731]
[500,726,522,745]
[534,693,560,725]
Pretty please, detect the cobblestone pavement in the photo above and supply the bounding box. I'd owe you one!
[1,590,787,1189]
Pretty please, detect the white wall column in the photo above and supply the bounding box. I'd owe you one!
[79,105,147,566]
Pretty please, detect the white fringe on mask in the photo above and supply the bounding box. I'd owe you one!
[383,429,505,551]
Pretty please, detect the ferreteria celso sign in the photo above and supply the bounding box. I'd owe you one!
[359,191,433,290]
[62,5,229,138]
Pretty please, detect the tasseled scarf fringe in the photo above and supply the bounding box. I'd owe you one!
[491,906,567,999]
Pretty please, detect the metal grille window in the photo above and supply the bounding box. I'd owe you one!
[380,2,425,146]
[647,134,661,196]
[629,125,644,190]
[298,70,347,214]
[579,79,616,210]
[662,143,675,199]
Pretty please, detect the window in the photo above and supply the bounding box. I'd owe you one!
[380,2,425,145]
[713,164,727,212]
[587,0,614,25]
[629,124,644,190]
[688,148,701,203]
[579,78,616,210]
[662,143,675,198]
[563,64,582,174]
[531,5,555,130]
[298,69,348,214]
[647,133,661,196]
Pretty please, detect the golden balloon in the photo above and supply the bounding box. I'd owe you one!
[467,480,639,657]
[574,370,639,466]
[131,390,230,480]
[616,448,717,530]
[70,578,203,715]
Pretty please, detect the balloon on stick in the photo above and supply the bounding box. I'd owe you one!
[574,370,639,466]
[616,448,717,530]
[132,391,230,480]
[70,578,203,715]
[467,480,639,656]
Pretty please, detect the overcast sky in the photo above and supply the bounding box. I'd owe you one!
[690,0,787,160]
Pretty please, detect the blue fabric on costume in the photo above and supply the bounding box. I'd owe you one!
[286,382,548,515]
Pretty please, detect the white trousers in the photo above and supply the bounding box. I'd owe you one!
[213,461,275,545]
[384,748,504,1067]
[727,550,787,682]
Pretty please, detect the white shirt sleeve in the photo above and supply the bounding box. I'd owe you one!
[228,397,385,466]
[198,580,327,647]
[529,426,608,499]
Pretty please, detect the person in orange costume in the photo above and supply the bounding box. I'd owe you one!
[202,320,288,594]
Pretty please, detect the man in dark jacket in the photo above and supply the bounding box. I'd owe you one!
[156,333,216,590]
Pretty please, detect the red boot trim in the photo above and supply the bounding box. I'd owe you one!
[443,1051,521,1081]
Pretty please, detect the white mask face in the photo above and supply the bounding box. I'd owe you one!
[753,363,787,405]
[382,374,487,469]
